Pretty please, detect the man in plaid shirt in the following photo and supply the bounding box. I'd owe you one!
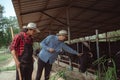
[10,22,40,80]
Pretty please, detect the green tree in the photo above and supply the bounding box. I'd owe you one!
[0,4,19,48]
[0,5,4,19]
[0,17,19,48]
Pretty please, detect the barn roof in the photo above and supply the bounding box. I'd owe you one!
[12,0,120,41]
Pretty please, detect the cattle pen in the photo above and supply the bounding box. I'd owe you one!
[11,0,120,80]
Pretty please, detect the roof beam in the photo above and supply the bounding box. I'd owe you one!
[40,11,68,26]
[37,0,50,24]
[70,0,102,20]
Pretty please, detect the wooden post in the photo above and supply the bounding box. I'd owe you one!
[10,27,14,40]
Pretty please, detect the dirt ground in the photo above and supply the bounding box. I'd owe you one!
[50,62,96,80]
[0,71,16,80]
[0,58,96,80]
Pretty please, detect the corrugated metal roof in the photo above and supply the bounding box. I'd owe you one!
[12,0,120,41]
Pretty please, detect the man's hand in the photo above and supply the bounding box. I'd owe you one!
[49,48,55,53]
[77,53,83,57]
[11,50,21,69]
[16,60,20,69]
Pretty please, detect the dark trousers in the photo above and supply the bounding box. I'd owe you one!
[16,63,33,80]
[36,58,52,80]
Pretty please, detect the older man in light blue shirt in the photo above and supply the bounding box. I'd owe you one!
[36,30,82,80]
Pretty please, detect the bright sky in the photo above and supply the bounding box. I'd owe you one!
[0,0,16,17]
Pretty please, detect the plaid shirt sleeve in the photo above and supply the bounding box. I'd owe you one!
[10,34,21,51]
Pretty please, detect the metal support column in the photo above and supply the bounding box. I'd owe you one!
[66,7,73,71]
[77,42,80,69]
[96,29,101,80]
[106,32,111,58]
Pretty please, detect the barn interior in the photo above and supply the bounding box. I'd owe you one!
[12,0,120,79]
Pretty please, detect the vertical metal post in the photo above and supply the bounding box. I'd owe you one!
[77,42,79,52]
[105,33,108,42]
[81,38,85,53]
[48,30,51,35]
[49,24,52,35]
[81,42,84,53]
[88,37,91,50]
[66,7,73,71]
[106,32,111,58]
[77,42,80,69]
[96,29,100,80]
